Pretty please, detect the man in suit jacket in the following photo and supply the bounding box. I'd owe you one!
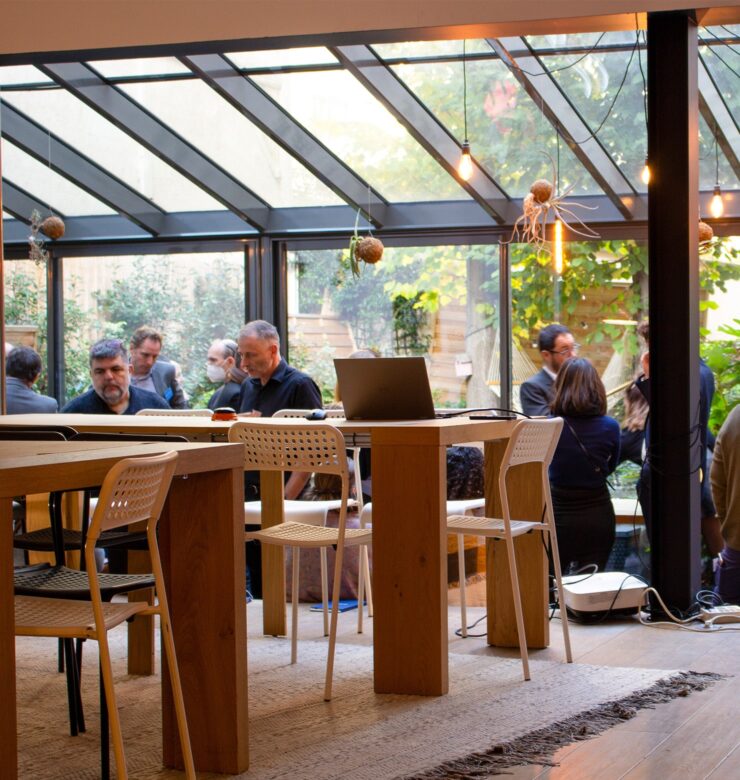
[5,346,58,414]
[129,326,188,409]
[520,324,578,416]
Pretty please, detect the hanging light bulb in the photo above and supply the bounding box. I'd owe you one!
[641,157,651,186]
[458,141,473,181]
[553,218,564,275]
[710,185,724,219]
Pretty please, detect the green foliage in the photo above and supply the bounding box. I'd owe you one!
[701,319,740,433]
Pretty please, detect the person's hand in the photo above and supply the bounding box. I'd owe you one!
[640,350,650,379]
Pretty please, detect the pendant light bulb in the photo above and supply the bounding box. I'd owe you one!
[553,218,564,275]
[458,141,473,181]
[710,185,724,219]
[641,157,651,186]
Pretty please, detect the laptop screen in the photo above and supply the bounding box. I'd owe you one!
[334,357,436,421]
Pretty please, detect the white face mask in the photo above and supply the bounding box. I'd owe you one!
[206,363,226,384]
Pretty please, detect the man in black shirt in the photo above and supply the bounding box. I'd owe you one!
[236,319,322,597]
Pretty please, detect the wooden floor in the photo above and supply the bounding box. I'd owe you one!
[444,578,740,780]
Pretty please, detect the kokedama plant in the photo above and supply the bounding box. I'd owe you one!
[347,210,384,278]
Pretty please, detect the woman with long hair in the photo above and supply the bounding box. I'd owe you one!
[549,357,621,574]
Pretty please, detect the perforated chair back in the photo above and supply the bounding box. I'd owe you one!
[135,408,212,416]
[228,419,350,482]
[500,417,564,471]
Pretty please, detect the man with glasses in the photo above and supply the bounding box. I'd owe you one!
[520,323,578,416]
[62,338,170,415]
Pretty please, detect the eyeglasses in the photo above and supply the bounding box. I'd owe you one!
[547,343,580,357]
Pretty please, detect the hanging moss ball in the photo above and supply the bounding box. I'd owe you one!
[530,179,553,204]
[40,215,66,240]
[698,221,714,244]
[355,236,384,264]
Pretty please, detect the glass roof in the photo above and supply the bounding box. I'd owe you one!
[1,25,738,242]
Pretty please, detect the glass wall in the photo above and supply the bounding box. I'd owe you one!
[286,243,501,407]
[61,251,245,406]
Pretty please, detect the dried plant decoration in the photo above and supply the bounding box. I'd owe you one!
[699,220,715,253]
[347,209,383,278]
[28,210,66,265]
[510,155,600,255]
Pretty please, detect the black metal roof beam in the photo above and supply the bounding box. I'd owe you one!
[698,53,740,182]
[1,179,59,223]
[488,37,637,220]
[329,44,510,225]
[181,53,388,227]
[38,61,271,230]
[1,102,164,234]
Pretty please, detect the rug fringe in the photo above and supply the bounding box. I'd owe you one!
[398,671,725,779]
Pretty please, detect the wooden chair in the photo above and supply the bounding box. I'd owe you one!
[14,452,195,780]
[446,418,572,681]
[228,419,372,701]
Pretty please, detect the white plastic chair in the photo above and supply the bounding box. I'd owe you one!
[228,419,371,701]
[446,417,572,681]
[14,451,195,780]
[135,408,213,416]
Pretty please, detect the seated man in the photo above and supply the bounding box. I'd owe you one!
[63,338,170,415]
[520,323,578,416]
[206,338,245,411]
[6,346,58,414]
[129,326,188,409]
[237,319,322,598]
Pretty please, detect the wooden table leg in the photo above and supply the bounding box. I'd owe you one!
[1,498,18,779]
[159,468,249,774]
[372,442,448,695]
[260,470,286,637]
[485,441,549,649]
[126,549,154,676]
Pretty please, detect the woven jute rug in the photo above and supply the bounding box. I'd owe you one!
[15,607,721,780]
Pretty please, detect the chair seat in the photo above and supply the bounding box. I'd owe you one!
[244,498,357,527]
[361,496,485,526]
[13,526,147,552]
[14,565,155,600]
[15,595,145,638]
[246,521,372,548]
[446,515,542,537]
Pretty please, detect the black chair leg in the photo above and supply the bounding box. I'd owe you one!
[63,639,79,737]
[58,638,65,673]
[100,663,110,780]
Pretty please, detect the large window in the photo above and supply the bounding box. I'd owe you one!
[62,251,245,406]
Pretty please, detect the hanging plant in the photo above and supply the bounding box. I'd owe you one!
[28,210,65,264]
[698,220,714,251]
[510,154,599,255]
[347,209,383,278]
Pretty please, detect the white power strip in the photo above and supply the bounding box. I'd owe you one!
[700,605,740,624]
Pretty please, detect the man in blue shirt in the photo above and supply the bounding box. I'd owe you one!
[236,319,322,599]
[63,338,169,415]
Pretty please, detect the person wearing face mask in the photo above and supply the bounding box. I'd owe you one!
[206,338,246,411]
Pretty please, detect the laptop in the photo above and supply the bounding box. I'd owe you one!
[334,357,437,421]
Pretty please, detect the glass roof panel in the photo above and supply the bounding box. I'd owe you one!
[0,65,53,86]
[88,57,191,78]
[1,139,116,216]
[526,31,637,51]
[699,114,736,192]
[117,78,343,207]
[251,70,469,202]
[389,44,596,197]
[225,47,337,69]
[372,39,492,59]
[538,42,646,192]
[2,89,223,212]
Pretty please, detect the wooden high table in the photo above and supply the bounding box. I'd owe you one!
[1,413,550,699]
[0,437,249,778]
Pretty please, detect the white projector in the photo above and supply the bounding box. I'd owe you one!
[561,572,648,615]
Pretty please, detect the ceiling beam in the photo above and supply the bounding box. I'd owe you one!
[488,37,638,220]
[181,53,389,228]
[1,180,58,223]
[38,61,271,230]
[330,44,510,224]
[1,102,164,234]
[698,52,740,182]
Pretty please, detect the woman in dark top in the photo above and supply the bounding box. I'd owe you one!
[549,357,621,574]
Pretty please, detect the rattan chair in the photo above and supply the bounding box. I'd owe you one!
[14,451,195,780]
[135,408,212,416]
[446,417,572,680]
[228,419,372,701]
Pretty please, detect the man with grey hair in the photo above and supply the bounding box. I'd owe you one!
[62,338,169,414]
[237,319,322,599]
[6,346,58,414]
